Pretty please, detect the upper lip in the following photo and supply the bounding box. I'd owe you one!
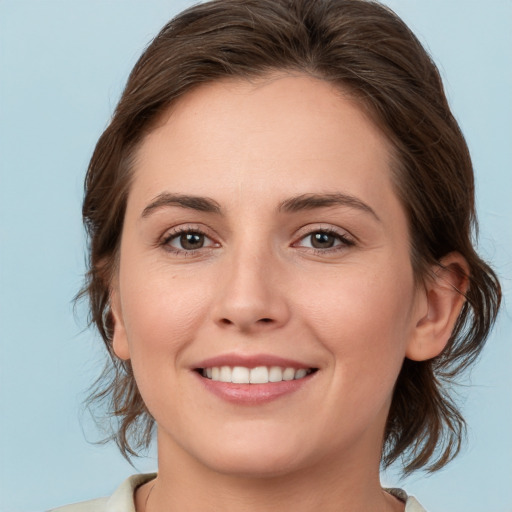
[193,353,317,370]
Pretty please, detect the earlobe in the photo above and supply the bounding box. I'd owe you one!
[406,252,469,362]
[110,288,131,361]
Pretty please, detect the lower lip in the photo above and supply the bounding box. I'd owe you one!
[195,372,314,405]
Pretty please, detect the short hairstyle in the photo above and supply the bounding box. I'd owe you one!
[81,0,501,473]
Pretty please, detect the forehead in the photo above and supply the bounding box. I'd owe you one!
[129,73,401,223]
[148,73,389,161]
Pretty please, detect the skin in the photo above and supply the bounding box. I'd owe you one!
[111,73,468,512]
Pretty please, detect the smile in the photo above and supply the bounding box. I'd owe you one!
[198,366,316,384]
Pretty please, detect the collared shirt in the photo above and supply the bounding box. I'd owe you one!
[48,473,427,512]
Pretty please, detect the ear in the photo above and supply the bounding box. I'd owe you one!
[110,286,131,361]
[406,252,470,361]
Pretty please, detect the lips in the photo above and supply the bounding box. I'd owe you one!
[193,354,318,404]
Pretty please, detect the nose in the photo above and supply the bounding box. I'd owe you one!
[212,247,290,333]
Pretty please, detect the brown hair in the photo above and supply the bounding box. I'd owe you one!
[81,0,501,473]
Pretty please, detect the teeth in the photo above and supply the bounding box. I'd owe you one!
[231,366,250,384]
[268,366,283,382]
[250,366,268,384]
[295,369,307,379]
[282,367,295,381]
[204,365,313,384]
[220,366,231,382]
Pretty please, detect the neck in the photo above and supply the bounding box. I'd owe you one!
[140,431,404,512]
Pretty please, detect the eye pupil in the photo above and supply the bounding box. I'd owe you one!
[180,233,204,250]
[311,232,335,249]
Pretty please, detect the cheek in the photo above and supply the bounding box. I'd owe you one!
[119,261,211,363]
[117,263,214,421]
[296,261,415,378]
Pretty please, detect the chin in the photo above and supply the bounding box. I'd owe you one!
[202,448,307,479]
[182,424,315,479]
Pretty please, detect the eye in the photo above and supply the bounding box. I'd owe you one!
[294,228,355,252]
[306,232,340,249]
[162,228,218,254]
[174,232,206,250]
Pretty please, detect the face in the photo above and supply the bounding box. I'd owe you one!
[111,74,425,478]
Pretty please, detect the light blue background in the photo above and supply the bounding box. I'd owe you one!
[1,1,510,511]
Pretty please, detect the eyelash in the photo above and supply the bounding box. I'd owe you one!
[160,226,218,256]
[159,226,356,257]
[293,227,356,255]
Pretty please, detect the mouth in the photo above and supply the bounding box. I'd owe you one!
[195,366,317,384]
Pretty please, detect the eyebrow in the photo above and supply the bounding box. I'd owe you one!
[141,192,221,218]
[141,191,379,221]
[278,193,380,221]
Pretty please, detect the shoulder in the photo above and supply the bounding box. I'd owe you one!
[405,495,427,512]
[47,473,157,512]
[386,488,428,512]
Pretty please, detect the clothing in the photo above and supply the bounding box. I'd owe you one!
[48,473,427,512]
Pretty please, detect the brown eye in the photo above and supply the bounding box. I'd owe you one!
[179,232,205,250]
[164,230,217,253]
[310,232,337,249]
[294,229,355,253]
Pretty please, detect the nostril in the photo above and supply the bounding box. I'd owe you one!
[217,315,279,329]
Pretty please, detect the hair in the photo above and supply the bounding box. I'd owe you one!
[80,0,501,473]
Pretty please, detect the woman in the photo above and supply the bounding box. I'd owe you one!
[52,0,501,510]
